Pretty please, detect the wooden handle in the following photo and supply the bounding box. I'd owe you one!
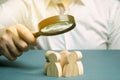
[33,32,41,38]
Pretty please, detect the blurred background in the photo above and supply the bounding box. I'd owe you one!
[0,0,7,4]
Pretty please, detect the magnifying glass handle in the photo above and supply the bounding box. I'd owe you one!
[33,32,41,38]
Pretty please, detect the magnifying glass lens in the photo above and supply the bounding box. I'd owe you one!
[41,21,73,33]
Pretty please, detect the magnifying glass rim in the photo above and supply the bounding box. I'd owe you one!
[34,15,76,37]
[39,21,76,36]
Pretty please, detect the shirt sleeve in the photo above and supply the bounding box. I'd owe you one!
[107,0,120,49]
[0,0,29,28]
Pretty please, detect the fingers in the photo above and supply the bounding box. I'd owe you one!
[0,34,18,61]
[6,27,29,51]
[0,24,36,61]
[13,36,29,51]
[6,37,22,57]
[16,24,36,45]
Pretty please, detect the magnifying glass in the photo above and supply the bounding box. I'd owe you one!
[33,15,76,38]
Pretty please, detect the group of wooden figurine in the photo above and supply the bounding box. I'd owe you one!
[44,50,84,77]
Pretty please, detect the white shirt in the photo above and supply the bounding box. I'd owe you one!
[0,0,120,50]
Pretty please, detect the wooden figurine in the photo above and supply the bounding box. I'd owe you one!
[44,51,55,74]
[45,51,62,77]
[60,50,70,68]
[63,51,84,77]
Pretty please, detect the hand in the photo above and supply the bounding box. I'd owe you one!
[0,24,36,61]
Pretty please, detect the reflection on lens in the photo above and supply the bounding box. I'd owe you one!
[41,21,73,33]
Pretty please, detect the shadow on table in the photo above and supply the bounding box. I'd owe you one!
[0,59,40,70]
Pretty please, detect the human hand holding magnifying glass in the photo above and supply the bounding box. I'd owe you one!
[0,15,75,60]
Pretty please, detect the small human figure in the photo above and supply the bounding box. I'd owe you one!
[63,51,83,77]
[45,51,62,77]
[44,51,55,74]
[60,50,70,69]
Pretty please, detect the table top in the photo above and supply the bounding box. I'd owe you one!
[0,50,120,80]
